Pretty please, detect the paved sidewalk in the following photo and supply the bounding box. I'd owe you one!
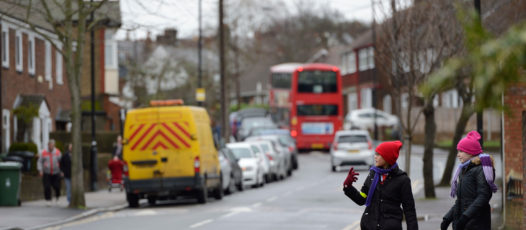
[0,189,127,230]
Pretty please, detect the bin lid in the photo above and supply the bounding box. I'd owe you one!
[0,162,22,170]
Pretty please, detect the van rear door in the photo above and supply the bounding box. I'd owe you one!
[123,107,166,183]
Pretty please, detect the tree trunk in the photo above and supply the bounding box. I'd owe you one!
[67,0,86,208]
[423,99,436,198]
[438,104,474,186]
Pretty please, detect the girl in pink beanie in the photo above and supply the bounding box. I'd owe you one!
[441,131,497,230]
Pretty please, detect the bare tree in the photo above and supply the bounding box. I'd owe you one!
[375,0,464,197]
[1,0,111,207]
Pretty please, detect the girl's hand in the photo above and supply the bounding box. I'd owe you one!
[343,167,359,188]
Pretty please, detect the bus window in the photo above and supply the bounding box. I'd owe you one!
[271,73,292,89]
[298,71,337,93]
[297,105,338,116]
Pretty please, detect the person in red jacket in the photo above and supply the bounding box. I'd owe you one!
[343,141,418,230]
[108,156,125,189]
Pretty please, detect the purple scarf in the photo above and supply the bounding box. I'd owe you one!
[366,163,398,207]
[450,153,497,198]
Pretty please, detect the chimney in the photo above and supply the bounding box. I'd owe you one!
[156,28,178,46]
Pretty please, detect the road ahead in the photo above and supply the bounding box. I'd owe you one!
[51,147,497,230]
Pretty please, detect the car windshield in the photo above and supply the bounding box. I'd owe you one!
[337,135,368,143]
[229,147,254,159]
[260,144,270,152]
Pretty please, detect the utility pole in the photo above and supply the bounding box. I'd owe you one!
[219,0,229,143]
[197,0,203,106]
[371,0,378,141]
[89,0,98,191]
[474,0,484,147]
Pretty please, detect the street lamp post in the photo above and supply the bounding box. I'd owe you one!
[89,0,98,191]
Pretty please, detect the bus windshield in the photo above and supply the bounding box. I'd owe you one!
[271,73,292,89]
[297,104,338,116]
[298,71,337,93]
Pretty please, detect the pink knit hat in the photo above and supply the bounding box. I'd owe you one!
[457,131,482,155]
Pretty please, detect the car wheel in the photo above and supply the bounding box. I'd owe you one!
[147,196,156,206]
[331,165,336,172]
[127,193,139,208]
[237,181,244,191]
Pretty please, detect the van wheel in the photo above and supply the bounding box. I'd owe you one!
[213,178,224,200]
[127,193,139,208]
[196,178,208,204]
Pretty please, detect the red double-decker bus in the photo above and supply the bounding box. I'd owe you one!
[289,63,343,151]
[269,63,303,128]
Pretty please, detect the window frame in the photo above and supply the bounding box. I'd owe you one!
[15,30,22,72]
[28,34,35,75]
[55,48,63,85]
[2,24,9,68]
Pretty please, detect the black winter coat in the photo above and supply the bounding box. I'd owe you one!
[59,151,71,179]
[343,166,418,230]
[443,158,493,230]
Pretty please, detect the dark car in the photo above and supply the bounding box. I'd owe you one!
[219,148,244,192]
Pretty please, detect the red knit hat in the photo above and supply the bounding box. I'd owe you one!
[457,131,482,156]
[375,141,403,166]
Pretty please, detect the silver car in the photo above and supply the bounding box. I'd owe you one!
[245,135,291,179]
[330,130,374,172]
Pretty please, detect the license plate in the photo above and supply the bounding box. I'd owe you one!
[348,149,359,154]
[311,143,324,149]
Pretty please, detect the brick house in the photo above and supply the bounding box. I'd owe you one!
[0,13,71,153]
[0,2,121,153]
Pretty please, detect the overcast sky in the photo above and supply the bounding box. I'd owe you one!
[116,0,382,41]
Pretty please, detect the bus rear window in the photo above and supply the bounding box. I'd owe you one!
[272,73,292,89]
[297,105,338,116]
[298,71,337,93]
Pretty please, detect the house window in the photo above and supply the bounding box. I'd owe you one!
[359,48,369,71]
[383,95,392,114]
[105,30,117,69]
[28,35,35,75]
[360,88,373,108]
[45,41,52,89]
[401,93,409,108]
[56,50,63,85]
[347,51,356,74]
[15,31,22,72]
[2,25,9,68]
[2,109,10,152]
[348,92,358,111]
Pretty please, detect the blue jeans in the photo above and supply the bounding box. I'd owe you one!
[64,178,71,203]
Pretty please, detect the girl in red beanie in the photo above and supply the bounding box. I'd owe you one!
[342,141,419,230]
[441,131,497,230]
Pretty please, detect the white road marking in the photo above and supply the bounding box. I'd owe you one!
[342,220,360,230]
[252,202,262,208]
[219,207,253,219]
[190,219,214,228]
[412,179,423,195]
[134,209,157,216]
[266,196,278,202]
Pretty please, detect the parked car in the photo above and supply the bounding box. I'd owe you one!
[344,108,399,131]
[226,143,265,188]
[245,135,292,178]
[218,148,243,194]
[248,140,281,182]
[237,117,277,141]
[247,142,270,184]
[250,128,299,170]
[232,108,269,140]
[330,130,374,172]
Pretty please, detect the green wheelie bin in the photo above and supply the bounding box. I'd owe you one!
[0,162,22,206]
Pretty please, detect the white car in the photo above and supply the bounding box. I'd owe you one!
[245,135,291,179]
[330,130,374,172]
[226,143,265,188]
[344,108,399,130]
[248,140,281,182]
[218,149,234,194]
[247,142,270,184]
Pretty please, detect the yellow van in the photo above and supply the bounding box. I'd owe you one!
[123,100,222,207]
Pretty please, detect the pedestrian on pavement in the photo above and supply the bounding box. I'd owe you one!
[108,155,125,190]
[343,140,418,230]
[441,131,497,230]
[113,135,123,160]
[37,139,62,206]
[60,143,72,204]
